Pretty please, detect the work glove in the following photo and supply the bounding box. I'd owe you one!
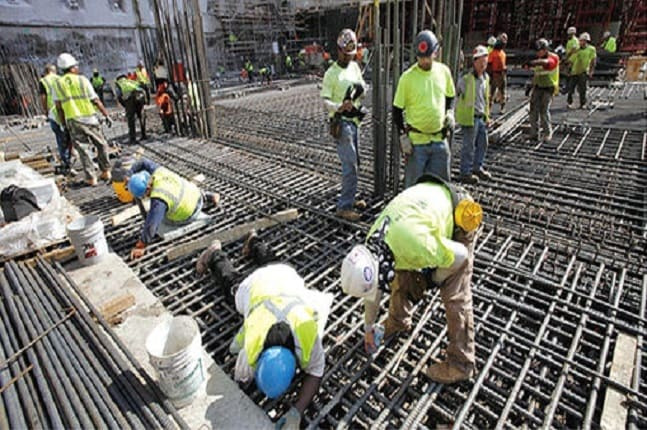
[103,116,113,128]
[399,134,413,156]
[364,324,384,355]
[444,109,455,131]
[275,407,301,430]
[130,240,146,260]
[234,349,253,383]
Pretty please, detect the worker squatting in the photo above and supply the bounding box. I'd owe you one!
[40,26,610,429]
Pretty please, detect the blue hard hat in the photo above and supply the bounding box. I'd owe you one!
[127,171,151,198]
[415,30,439,57]
[255,346,296,399]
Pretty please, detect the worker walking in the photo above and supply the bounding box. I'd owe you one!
[487,34,507,113]
[565,27,579,62]
[195,235,329,430]
[341,175,482,384]
[527,39,559,143]
[567,32,596,109]
[321,28,368,222]
[54,53,113,186]
[115,74,147,145]
[126,158,220,259]
[156,82,176,134]
[600,31,617,53]
[458,45,492,184]
[90,69,106,103]
[40,64,71,173]
[393,30,456,186]
[135,60,151,103]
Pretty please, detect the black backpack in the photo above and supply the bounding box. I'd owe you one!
[1,185,40,222]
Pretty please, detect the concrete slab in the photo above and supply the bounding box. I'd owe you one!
[66,253,272,430]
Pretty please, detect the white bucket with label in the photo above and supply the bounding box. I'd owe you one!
[66,215,108,266]
[145,316,206,408]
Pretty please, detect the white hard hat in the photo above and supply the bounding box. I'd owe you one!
[340,245,378,299]
[57,53,78,70]
[487,36,497,46]
[579,32,591,42]
[473,45,489,58]
[603,31,611,38]
[567,26,577,35]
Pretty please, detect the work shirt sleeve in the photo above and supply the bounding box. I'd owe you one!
[304,336,325,377]
[456,75,466,97]
[39,82,47,95]
[81,76,98,100]
[320,69,333,100]
[444,66,456,97]
[392,75,406,109]
[544,55,558,71]
[128,158,159,176]
[141,198,168,244]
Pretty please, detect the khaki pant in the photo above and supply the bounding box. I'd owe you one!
[68,120,110,180]
[490,72,507,106]
[384,229,476,370]
[528,87,553,139]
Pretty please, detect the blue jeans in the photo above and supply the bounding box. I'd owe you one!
[335,121,359,210]
[50,119,70,168]
[404,141,450,188]
[460,118,488,175]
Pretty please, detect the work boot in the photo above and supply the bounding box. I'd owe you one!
[499,104,506,114]
[354,199,367,210]
[99,170,112,181]
[196,240,222,275]
[543,129,554,143]
[242,229,258,258]
[425,360,474,384]
[336,209,361,222]
[86,177,98,187]
[567,103,576,110]
[210,193,221,206]
[473,169,492,181]
[458,174,479,185]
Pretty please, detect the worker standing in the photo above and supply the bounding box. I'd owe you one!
[321,28,367,222]
[393,30,456,186]
[54,53,113,186]
[487,35,507,114]
[486,36,497,54]
[285,54,293,75]
[90,69,106,103]
[126,158,220,259]
[526,39,559,143]
[135,60,151,103]
[156,82,176,134]
[153,58,169,88]
[341,175,482,384]
[567,32,596,109]
[244,59,255,83]
[115,74,147,145]
[39,64,71,173]
[457,46,492,184]
[565,27,579,61]
[600,31,617,53]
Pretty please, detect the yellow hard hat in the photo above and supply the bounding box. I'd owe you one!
[112,181,134,203]
[454,199,483,232]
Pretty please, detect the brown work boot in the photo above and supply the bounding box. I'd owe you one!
[424,360,474,384]
[473,169,492,181]
[210,192,221,206]
[354,199,367,210]
[86,177,98,187]
[458,174,479,185]
[336,209,361,222]
[242,229,258,258]
[99,170,112,181]
[196,240,222,275]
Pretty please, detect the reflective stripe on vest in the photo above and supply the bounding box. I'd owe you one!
[149,167,201,222]
[533,53,559,92]
[116,78,141,99]
[54,73,97,120]
[456,73,490,127]
[40,74,59,112]
[237,275,318,369]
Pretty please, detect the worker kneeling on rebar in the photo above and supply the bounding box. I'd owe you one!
[126,158,220,259]
[195,233,329,430]
[341,175,482,384]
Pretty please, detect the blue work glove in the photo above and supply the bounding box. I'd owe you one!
[275,407,301,430]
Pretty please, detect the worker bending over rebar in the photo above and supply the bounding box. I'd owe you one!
[341,175,482,384]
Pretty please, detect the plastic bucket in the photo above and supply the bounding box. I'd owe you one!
[145,316,206,408]
[66,215,108,266]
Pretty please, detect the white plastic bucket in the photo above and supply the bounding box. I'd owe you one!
[66,215,108,266]
[145,316,206,408]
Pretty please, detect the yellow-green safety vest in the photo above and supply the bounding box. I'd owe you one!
[150,167,201,222]
[136,68,150,85]
[456,73,490,127]
[367,182,456,270]
[54,73,97,121]
[533,52,560,93]
[234,272,318,369]
[91,75,105,88]
[40,73,59,113]
[116,78,141,100]
[603,37,617,53]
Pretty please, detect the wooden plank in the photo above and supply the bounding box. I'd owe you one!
[111,200,150,226]
[99,293,136,326]
[601,333,638,430]
[165,208,299,261]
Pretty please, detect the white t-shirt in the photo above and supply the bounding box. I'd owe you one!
[235,264,326,377]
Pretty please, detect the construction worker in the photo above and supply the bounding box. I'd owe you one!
[126,158,220,259]
[39,64,71,173]
[341,175,482,384]
[567,32,596,109]
[393,30,456,187]
[526,39,559,143]
[194,234,329,430]
[54,53,113,186]
[90,69,106,103]
[486,36,497,54]
[600,31,617,53]
[153,58,169,88]
[565,27,579,61]
[115,74,147,145]
[321,28,367,222]
[244,59,255,82]
[135,60,151,103]
[285,53,293,75]
[458,45,492,184]
[259,65,271,85]
[487,35,507,113]
[156,82,176,134]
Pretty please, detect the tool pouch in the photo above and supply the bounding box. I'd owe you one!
[329,114,343,139]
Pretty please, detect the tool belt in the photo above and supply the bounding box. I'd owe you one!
[329,113,343,139]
